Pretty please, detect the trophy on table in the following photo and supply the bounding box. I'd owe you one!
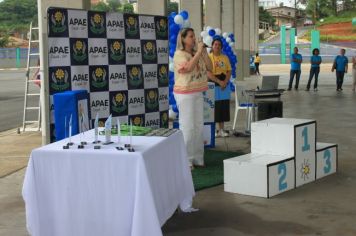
[115,118,124,151]
[103,114,113,145]
[79,103,88,147]
[124,119,135,152]
[93,113,101,149]
[63,114,74,149]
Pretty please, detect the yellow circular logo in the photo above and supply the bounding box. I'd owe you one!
[54,11,63,22]
[160,66,167,74]
[162,113,168,121]
[113,41,121,50]
[128,17,135,26]
[55,69,64,80]
[75,40,83,50]
[131,67,139,76]
[149,90,155,99]
[159,19,166,27]
[115,93,123,102]
[134,117,141,125]
[146,42,153,50]
[93,14,101,24]
[95,68,104,77]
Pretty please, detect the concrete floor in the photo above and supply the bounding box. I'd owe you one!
[1,64,356,236]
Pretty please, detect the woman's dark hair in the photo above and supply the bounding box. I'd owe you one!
[312,48,319,55]
[256,53,259,56]
[212,37,223,47]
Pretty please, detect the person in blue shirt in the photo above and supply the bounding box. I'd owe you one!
[332,49,348,91]
[288,47,303,91]
[306,48,322,91]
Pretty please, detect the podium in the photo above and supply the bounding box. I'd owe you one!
[53,90,90,141]
[224,118,338,198]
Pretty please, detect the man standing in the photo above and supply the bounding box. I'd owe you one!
[288,47,303,91]
[332,49,348,91]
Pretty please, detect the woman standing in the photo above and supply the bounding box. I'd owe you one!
[254,53,261,75]
[352,55,356,92]
[173,28,212,168]
[306,48,322,91]
[207,38,232,138]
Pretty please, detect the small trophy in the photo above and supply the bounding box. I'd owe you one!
[93,113,101,143]
[63,116,69,149]
[67,114,74,146]
[103,114,113,145]
[125,119,135,152]
[115,118,124,151]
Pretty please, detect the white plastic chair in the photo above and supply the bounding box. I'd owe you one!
[232,84,255,131]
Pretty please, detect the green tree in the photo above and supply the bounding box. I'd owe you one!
[0,0,37,34]
[259,7,276,28]
[167,1,178,15]
[122,3,134,13]
[91,2,111,12]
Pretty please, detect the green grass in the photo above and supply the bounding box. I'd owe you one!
[317,10,356,26]
[320,34,356,42]
[192,149,244,191]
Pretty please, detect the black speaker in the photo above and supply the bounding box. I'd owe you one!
[257,101,283,121]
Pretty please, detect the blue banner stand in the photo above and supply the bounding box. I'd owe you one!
[53,90,90,141]
[173,120,215,148]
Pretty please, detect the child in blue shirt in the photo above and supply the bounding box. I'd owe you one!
[288,47,303,90]
[306,48,322,91]
[332,49,348,91]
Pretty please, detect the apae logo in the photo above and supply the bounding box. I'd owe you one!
[72,40,87,62]
[112,92,127,114]
[142,41,156,61]
[146,90,158,110]
[158,65,168,85]
[50,10,67,33]
[90,13,105,35]
[156,18,167,38]
[132,116,144,127]
[161,112,168,128]
[91,67,108,89]
[109,40,125,62]
[128,66,143,88]
[51,68,70,91]
[125,16,139,37]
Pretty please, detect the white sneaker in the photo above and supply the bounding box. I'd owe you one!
[221,130,229,137]
[215,130,221,138]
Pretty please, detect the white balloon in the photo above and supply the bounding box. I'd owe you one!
[215,28,221,35]
[169,62,174,72]
[222,32,228,38]
[200,31,208,38]
[174,15,184,25]
[206,47,211,53]
[203,35,213,47]
[229,42,234,47]
[206,26,212,32]
[169,109,177,120]
[183,20,191,28]
[226,37,232,43]
[169,56,173,63]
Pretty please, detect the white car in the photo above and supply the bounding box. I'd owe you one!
[285,23,292,30]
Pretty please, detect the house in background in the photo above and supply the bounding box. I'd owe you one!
[267,6,304,28]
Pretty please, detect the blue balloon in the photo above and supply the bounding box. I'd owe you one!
[169,49,175,58]
[170,35,177,43]
[180,10,189,20]
[208,29,216,37]
[172,104,179,113]
[170,12,177,18]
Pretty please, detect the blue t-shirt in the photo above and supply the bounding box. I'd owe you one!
[310,55,322,68]
[334,55,348,72]
[291,53,302,70]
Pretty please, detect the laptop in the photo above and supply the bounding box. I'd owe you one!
[261,76,279,91]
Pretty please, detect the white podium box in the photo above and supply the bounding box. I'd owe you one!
[203,82,215,123]
[316,143,338,179]
[224,153,295,198]
[251,118,316,187]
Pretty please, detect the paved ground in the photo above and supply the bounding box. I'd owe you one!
[1,64,356,235]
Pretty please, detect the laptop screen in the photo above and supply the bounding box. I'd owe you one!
[261,76,279,90]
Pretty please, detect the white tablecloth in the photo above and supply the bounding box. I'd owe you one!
[22,130,195,236]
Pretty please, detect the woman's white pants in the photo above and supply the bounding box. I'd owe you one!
[174,92,204,166]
